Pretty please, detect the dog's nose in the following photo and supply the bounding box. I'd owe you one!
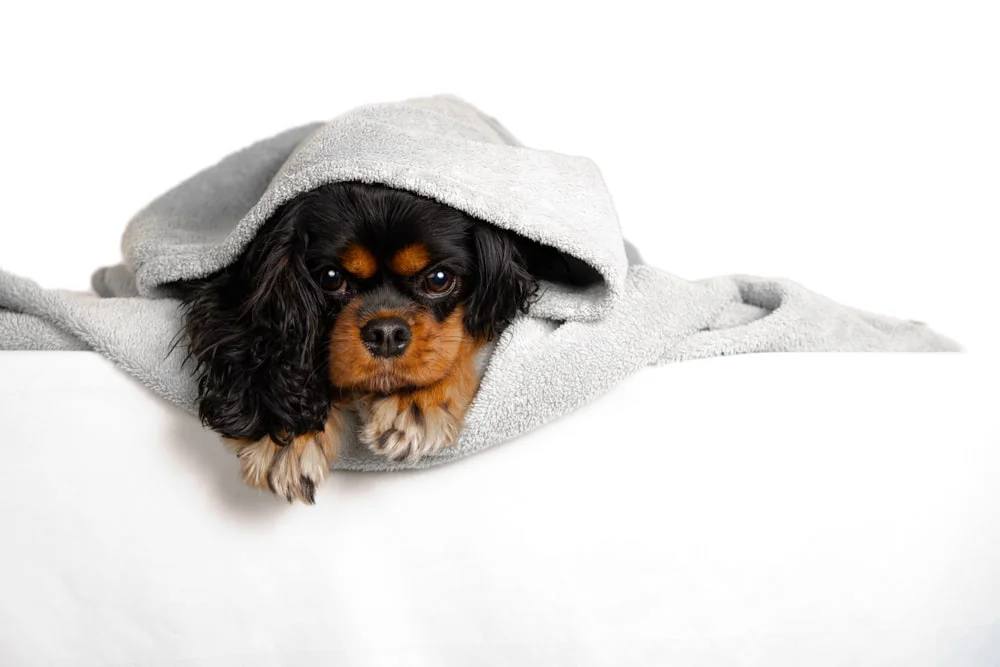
[360,317,412,358]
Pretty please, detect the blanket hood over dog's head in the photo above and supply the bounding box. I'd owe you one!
[117,95,628,323]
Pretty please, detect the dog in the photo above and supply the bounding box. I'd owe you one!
[175,181,597,503]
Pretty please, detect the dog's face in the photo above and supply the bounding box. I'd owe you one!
[177,182,540,444]
[301,185,491,394]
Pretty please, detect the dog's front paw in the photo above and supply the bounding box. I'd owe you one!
[224,414,342,504]
[360,394,461,463]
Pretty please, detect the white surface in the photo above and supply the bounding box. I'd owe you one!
[0,1,996,355]
[0,351,997,666]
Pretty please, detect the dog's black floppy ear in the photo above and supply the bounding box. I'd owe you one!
[465,225,604,340]
[178,197,332,443]
[464,225,539,340]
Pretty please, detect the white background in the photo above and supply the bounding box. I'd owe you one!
[1,5,999,664]
[0,0,996,354]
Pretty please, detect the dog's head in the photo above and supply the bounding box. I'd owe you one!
[306,183,537,394]
[177,182,573,444]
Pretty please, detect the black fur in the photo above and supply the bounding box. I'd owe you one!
[175,182,587,445]
[464,223,537,340]
[175,197,332,444]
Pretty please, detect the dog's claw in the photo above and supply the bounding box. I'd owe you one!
[299,476,316,504]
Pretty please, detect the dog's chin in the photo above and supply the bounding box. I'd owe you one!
[344,363,449,396]
[330,346,461,395]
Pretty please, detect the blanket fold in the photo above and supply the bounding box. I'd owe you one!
[0,95,959,470]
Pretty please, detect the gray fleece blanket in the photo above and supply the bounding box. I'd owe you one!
[0,95,959,471]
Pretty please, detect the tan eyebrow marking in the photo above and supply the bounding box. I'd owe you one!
[390,244,431,276]
[340,244,377,279]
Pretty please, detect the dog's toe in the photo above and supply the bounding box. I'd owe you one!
[230,436,280,491]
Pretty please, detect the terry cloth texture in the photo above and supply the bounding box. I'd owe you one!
[0,95,960,471]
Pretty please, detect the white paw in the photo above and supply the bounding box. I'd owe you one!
[360,395,460,463]
[224,418,340,504]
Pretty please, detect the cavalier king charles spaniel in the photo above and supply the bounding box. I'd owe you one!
[175,181,595,503]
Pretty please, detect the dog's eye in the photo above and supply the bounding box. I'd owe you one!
[422,269,456,295]
[319,267,347,293]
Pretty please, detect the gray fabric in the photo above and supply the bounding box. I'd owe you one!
[91,263,140,298]
[0,310,88,351]
[0,95,960,471]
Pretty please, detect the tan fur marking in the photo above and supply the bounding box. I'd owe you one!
[390,244,431,276]
[340,244,377,279]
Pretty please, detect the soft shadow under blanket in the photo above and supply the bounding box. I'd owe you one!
[0,95,959,470]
